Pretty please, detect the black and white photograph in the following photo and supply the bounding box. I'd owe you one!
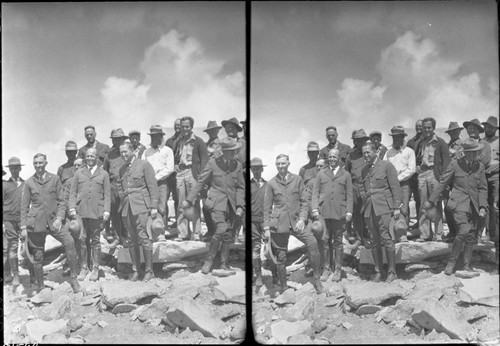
[2,2,246,344]
[250,1,499,344]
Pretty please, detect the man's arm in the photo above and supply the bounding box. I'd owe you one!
[398,148,416,182]
[55,177,66,220]
[155,146,174,181]
[429,161,456,204]
[263,181,274,229]
[144,161,159,210]
[186,160,213,204]
[386,162,402,211]
[20,180,31,228]
[68,171,79,212]
[103,171,111,214]
[198,139,209,172]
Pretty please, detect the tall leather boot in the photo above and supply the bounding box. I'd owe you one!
[276,263,288,293]
[462,244,474,272]
[129,246,140,281]
[33,263,45,292]
[253,258,263,287]
[320,247,331,282]
[89,248,100,281]
[143,248,154,282]
[371,246,383,282]
[444,238,463,275]
[271,264,280,285]
[77,245,89,281]
[220,243,234,272]
[385,248,398,283]
[201,237,220,274]
[331,248,343,282]
[10,258,20,286]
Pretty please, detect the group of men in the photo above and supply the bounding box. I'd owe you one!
[251,116,499,295]
[3,116,247,294]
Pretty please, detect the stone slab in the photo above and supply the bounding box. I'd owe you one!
[30,288,53,304]
[271,320,312,344]
[101,281,163,308]
[212,271,245,304]
[111,303,138,314]
[274,288,296,306]
[26,318,68,343]
[344,281,406,309]
[356,304,382,315]
[284,295,314,321]
[459,274,499,307]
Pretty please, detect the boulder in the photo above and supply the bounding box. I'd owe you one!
[44,234,63,253]
[380,300,415,324]
[136,298,169,322]
[287,235,305,253]
[455,270,480,279]
[271,320,312,344]
[53,281,73,296]
[67,336,85,344]
[166,297,225,338]
[25,319,68,343]
[67,315,83,332]
[212,271,245,304]
[411,300,474,340]
[162,261,197,272]
[288,333,314,344]
[111,303,138,314]
[344,281,406,309]
[284,295,314,322]
[458,274,499,307]
[274,289,296,306]
[40,295,72,321]
[117,240,208,263]
[229,319,246,340]
[212,269,237,277]
[312,318,327,333]
[30,288,53,304]
[42,332,68,343]
[101,281,163,308]
[356,304,382,315]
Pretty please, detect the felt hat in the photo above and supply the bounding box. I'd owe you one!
[481,116,499,129]
[369,131,382,137]
[219,137,241,151]
[146,217,165,241]
[388,126,408,137]
[444,122,464,133]
[5,157,25,167]
[221,117,243,132]
[148,125,166,136]
[250,157,266,167]
[463,119,484,133]
[204,120,222,132]
[128,130,141,136]
[311,220,324,238]
[64,141,78,151]
[306,141,320,151]
[461,138,484,152]
[110,128,129,139]
[351,129,369,139]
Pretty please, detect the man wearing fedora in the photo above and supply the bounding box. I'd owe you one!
[20,153,80,293]
[222,117,246,171]
[58,141,80,188]
[482,115,499,267]
[182,137,245,274]
[415,117,450,242]
[299,141,321,187]
[119,142,159,281]
[384,126,416,240]
[311,148,353,283]
[345,129,371,246]
[250,157,267,286]
[142,125,174,233]
[174,116,209,241]
[165,118,182,227]
[78,125,110,167]
[370,131,388,160]
[319,126,351,166]
[445,122,464,159]
[464,118,491,171]
[103,129,129,246]
[425,138,488,275]
[3,157,25,286]
[129,130,147,159]
[361,142,402,282]
[69,148,111,281]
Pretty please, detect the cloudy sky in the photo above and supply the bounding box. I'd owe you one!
[2,2,245,177]
[251,1,499,180]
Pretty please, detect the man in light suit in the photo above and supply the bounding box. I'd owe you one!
[182,137,245,274]
[69,148,111,281]
[311,149,353,283]
[119,142,159,282]
[361,142,402,283]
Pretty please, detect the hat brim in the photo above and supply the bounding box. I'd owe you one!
[110,135,130,139]
[351,136,370,139]
[462,143,484,152]
[5,164,25,167]
[220,142,242,151]
[221,120,242,132]
[148,132,165,136]
[444,127,463,133]
[203,126,222,132]
[463,122,484,133]
[388,133,408,137]
[250,164,267,167]
[481,122,499,129]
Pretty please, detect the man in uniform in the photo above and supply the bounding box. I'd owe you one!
[319,126,351,166]
[445,122,464,159]
[3,157,25,286]
[311,149,353,282]
[250,157,267,286]
[464,118,491,171]
[78,125,110,166]
[119,142,159,281]
[299,141,320,186]
[361,143,402,282]
[165,118,182,226]
[20,153,80,293]
[263,154,323,294]
[58,141,79,188]
[370,131,388,160]
[181,137,245,274]
[69,148,111,281]
[129,130,147,159]
[424,138,488,275]
[222,117,247,171]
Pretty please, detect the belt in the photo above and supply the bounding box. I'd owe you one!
[421,165,434,171]
[179,164,192,170]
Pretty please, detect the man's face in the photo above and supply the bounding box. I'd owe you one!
[307,151,319,162]
[224,124,238,138]
[362,145,376,163]
[466,125,481,139]
[74,159,83,169]
[276,157,290,176]
[464,150,479,162]
[86,149,97,167]
[222,149,236,161]
[66,150,77,161]
[85,129,96,144]
[130,134,141,147]
[174,120,182,134]
[316,160,325,169]
[371,135,381,148]
[120,145,134,163]
[415,121,423,134]
[150,134,163,147]
[251,166,263,180]
[422,121,435,139]
[392,135,405,148]
[112,137,126,148]
[326,129,338,144]
[484,123,497,137]
[9,166,21,179]
[206,128,220,139]
[328,150,339,168]
[447,129,462,140]
[181,120,193,137]
[33,156,48,175]
[353,138,367,149]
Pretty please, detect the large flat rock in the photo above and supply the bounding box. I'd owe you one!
[344,281,407,309]
[458,274,499,307]
[25,318,68,343]
[101,281,163,308]
[270,320,312,344]
[284,295,314,321]
[166,297,225,338]
[212,271,245,304]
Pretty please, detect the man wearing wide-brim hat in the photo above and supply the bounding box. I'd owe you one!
[250,157,267,287]
[463,118,491,171]
[299,141,321,187]
[222,117,246,171]
[78,125,111,167]
[181,137,245,274]
[370,130,388,160]
[3,157,26,286]
[444,122,464,160]
[345,129,370,247]
[425,138,488,276]
[58,141,79,188]
[383,126,415,243]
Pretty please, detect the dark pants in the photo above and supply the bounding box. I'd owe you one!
[158,179,169,225]
[166,173,178,220]
[323,219,345,251]
[270,232,289,265]
[291,225,321,278]
[409,173,421,221]
[251,221,264,260]
[365,207,395,251]
[454,206,482,246]
[349,184,368,241]
[122,208,152,251]
[202,194,215,238]
[211,204,238,245]
[3,220,20,273]
[486,173,499,244]
[400,180,411,225]
[108,182,125,242]
[444,189,458,238]
[81,218,102,250]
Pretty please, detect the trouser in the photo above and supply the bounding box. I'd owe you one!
[81,218,102,268]
[444,190,458,238]
[107,182,125,243]
[365,207,395,251]
[166,173,179,220]
[269,232,289,265]
[157,179,169,226]
[291,225,321,279]
[3,220,20,274]
[409,173,420,220]
[486,173,499,243]
[211,205,239,245]
[323,219,345,269]
[121,208,152,251]
[418,169,443,238]
[251,221,264,260]
[399,180,411,225]
[454,206,482,246]
[202,194,215,238]
[176,169,201,238]
[348,184,368,241]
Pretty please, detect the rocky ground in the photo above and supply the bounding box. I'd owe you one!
[252,237,499,344]
[3,227,247,344]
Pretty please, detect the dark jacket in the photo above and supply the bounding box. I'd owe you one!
[299,162,318,187]
[78,141,111,167]
[251,177,267,223]
[174,134,209,180]
[69,166,111,219]
[311,166,353,220]
[3,177,24,221]
[417,135,451,180]
[319,141,351,165]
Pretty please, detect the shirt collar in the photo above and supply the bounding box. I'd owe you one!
[277,172,289,182]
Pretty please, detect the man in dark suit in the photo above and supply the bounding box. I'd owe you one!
[182,137,245,274]
[299,141,320,187]
[311,148,353,283]
[119,142,159,281]
[319,126,351,166]
[425,138,488,275]
[361,142,402,283]
[250,157,267,286]
[69,148,111,281]
[20,153,80,293]
[222,117,246,171]
[78,125,110,166]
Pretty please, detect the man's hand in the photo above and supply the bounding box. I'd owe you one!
[53,218,62,231]
[415,165,422,174]
[236,207,243,218]
[263,227,270,241]
[69,209,77,219]
[150,208,158,219]
[312,209,320,221]
[174,164,180,173]
[20,226,27,240]
[393,209,401,219]
[346,212,352,222]
[295,218,305,232]
[103,211,110,221]
[479,208,487,218]
[180,200,191,209]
